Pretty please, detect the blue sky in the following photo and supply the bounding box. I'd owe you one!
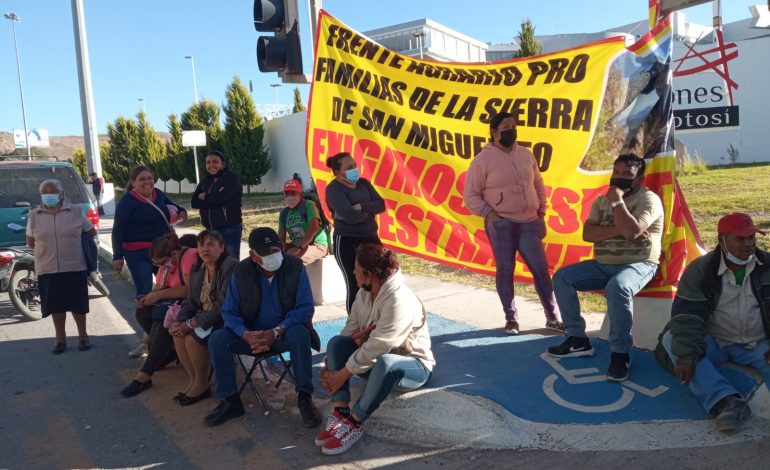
[0,1,750,137]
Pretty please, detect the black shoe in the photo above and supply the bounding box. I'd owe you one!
[547,336,594,358]
[121,379,153,397]
[52,342,66,355]
[178,389,211,406]
[298,393,322,428]
[714,396,751,434]
[606,352,630,382]
[205,397,245,427]
[78,338,91,351]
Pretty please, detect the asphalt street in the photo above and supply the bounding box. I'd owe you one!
[2,269,770,469]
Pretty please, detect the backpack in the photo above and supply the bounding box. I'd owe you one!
[279,194,332,256]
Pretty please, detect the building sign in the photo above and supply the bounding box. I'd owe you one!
[672,29,739,132]
[13,128,49,148]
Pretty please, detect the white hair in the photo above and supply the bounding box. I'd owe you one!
[39,179,64,193]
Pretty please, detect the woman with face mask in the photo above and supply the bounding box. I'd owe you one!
[324,152,386,314]
[191,151,244,260]
[121,233,198,397]
[464,112,563,335]
[26,179,98,354]
[169,230,238,406]
[278,178,329,266]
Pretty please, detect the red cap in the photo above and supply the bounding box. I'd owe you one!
[717,212,765,237]
[283,179,302,193]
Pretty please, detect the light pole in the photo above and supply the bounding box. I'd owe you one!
[138,97,146,114]
[270,83,281,106]
[184,55,199,104]
[4,12,31,159]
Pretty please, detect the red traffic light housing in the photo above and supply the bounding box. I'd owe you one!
[254,0,303,77]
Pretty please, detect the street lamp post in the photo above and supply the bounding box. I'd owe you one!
[184,55,199,104]
[4,12,31,159]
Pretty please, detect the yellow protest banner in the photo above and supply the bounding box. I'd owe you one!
[307,12,703,297]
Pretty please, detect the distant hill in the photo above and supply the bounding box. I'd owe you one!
[0,131,170,160]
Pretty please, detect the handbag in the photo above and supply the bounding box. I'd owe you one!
[131,190,175,233]
[81,232,98,272]
[152,299,178,321]
[162,303,182,329]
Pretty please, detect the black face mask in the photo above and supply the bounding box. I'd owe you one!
[498,128,517,147]
[609,177,635,192]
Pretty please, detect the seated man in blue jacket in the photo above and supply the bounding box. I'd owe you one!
[206,227,322,428]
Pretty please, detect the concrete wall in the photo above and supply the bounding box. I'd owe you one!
[154,111,312,195]
[673,36,769,165]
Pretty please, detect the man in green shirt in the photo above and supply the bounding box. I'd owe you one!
[278,179,329,265]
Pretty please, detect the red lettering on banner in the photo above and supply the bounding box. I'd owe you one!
[310,128,356,170]
[387,155,425,197]
[421,164,455,205]
[448,171,472,216]
[354,139,381,180]
[395,204,423,247]
[378,199,398,242]
[424,211,447,254]
[561,244,593,267]
[372,147,398,187]
[472,229,494,266]
[549,187,581,234]
[445,219,476,262]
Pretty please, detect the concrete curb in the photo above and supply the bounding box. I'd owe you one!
[98,239,133,285]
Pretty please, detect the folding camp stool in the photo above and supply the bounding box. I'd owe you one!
[236,351,294,416]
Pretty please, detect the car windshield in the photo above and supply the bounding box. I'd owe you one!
[0,167,88,208]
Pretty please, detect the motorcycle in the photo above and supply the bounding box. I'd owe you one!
[2,223,110,321]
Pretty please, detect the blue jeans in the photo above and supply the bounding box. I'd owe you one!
[218,224,243,260]
[325,335,431,422]
[662,332,770,413]
[123,248,155,298]
[553,259,658,353]
[485,217,558,322]
[209,325,314,399]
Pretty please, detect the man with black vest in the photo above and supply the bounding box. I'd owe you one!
[206,227,322,428]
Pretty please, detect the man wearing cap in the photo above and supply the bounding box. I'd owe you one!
[205,227,322,428]
[656,212,770,434]
[278,178,329,265]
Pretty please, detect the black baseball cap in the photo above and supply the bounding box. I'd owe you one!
[248,227,282,256]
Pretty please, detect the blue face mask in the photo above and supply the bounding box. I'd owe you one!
[345,168,360,183]
[41,194,61,207]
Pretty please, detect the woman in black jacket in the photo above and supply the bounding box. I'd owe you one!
[169,230,238,406]
[324,152,385,314]
[191,151,244,259]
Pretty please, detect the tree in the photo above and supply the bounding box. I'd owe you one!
[515,18,542,58]
[221,76,271,190]
[292,86,306,113]
[157,113,186,181]
[180,99,223,183]
[136,111,166,170]
[102,116,142,188]
[71,148,88,179]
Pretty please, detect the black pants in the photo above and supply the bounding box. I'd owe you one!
[135,306,176,375]
[332,233,381,314]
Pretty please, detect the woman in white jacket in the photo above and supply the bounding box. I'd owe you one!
[316,244,435,455]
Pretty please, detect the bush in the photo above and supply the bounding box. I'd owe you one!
[676,150,708,176]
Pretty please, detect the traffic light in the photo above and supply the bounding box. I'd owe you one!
[254,0,303,77]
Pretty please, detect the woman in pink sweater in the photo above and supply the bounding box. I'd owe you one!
[464,112,562,335]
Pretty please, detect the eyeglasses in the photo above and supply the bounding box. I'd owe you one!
[152,257,170,268]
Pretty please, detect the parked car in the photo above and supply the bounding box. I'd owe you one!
[0,158,100,247]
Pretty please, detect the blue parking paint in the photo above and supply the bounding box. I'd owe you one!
[309,314,760,424]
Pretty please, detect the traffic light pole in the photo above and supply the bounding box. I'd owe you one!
[71,0,102,177]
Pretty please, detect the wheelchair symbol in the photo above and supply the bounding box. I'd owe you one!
[540,353,669,413]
